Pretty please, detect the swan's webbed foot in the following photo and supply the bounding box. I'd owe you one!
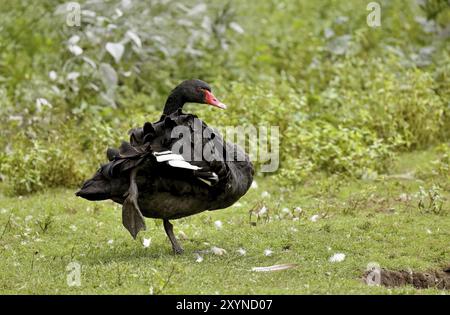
[122,168,146,239]
[163,219,184,255]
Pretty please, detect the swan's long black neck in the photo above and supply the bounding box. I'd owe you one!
[163,91,185,115]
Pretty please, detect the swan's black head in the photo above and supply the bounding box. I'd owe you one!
[163,79,226,114]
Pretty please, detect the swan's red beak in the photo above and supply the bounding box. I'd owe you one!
[204,90,227,110]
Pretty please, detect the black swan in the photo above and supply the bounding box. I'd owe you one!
[76,80,254,254]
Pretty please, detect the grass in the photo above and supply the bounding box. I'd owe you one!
[0,149,448,295]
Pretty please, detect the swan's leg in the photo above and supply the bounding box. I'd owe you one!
[122,168,146,239]
[163,219,184,254]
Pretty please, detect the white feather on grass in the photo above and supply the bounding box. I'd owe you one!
[211,246,227,256]
[168,160,202,170]
[195,253,203,263]
[154,151,203,170]
[142,238,151,248]
[214,220,223,229]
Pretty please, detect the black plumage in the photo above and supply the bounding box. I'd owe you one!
[76,80,254,254]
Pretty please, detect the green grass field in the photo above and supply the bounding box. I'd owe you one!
[0,149,448,294]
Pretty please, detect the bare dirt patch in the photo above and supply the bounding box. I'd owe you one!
[364,267,450,290]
